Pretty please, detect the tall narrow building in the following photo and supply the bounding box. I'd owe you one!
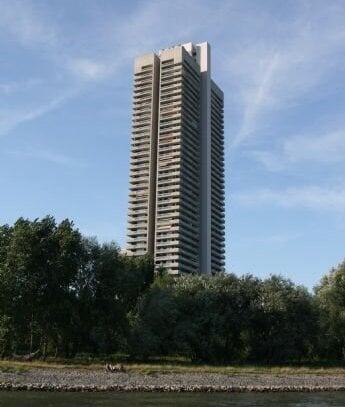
[126,42,225,275]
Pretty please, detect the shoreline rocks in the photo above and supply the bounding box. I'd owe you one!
[1,369,345,392]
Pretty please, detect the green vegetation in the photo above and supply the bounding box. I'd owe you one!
[0,216,153,359]
[1,216,345,366]
[3,358,345,375]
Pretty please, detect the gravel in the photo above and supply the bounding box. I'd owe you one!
[1,369,345,392]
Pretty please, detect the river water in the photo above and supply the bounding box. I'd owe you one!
[1,392,345,406]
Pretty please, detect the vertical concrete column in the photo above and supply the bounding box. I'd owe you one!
[198,42,212,275]
[147,55,160,255]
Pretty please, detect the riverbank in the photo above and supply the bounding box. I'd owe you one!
[1,367,345,392]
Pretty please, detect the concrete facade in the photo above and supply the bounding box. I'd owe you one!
[126,42,225,274]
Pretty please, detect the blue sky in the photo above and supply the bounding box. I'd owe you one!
[1,0,345,290]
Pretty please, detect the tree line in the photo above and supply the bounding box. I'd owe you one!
[0,216,345,363]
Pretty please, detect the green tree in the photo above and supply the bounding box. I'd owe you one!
[0,216,84,357]
[315,260,345,360]
[129,273,260,362]
[249,275,317,362]
[74,241,154,354]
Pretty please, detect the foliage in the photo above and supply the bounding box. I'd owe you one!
[248,276,317,362]
[129,273,318,363]
[0,216,344,364]
[315,261,345,360]
[0,216,153,358]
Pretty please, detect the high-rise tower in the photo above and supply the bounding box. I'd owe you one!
[126,42,225,275]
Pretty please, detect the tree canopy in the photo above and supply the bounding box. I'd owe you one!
[0,216,344,364]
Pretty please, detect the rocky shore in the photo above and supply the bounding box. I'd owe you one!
[1,369,345,392]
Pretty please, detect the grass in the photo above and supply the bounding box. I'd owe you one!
[1,357,345,375]
[0,363,27,374]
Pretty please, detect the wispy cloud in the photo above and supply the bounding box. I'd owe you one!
[2,0,345,145]
[0,78,44,95]
[249,150,286,172]
[250,128,345,171]
[232,52,280,146]
[284,130,345,164]
[225,2,345,147]
[111,0,209,55]
[0,0,213,134]
[0,91,76,136]
[0,82,20,95]
[0,0,58,48]
[6,147,86,168]
[236,184,345,212]
[0,0,76,134]
[66,58,110,81]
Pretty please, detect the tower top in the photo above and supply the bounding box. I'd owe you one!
[158,42,210,73]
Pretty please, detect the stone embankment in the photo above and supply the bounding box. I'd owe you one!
[1,369,345,392]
